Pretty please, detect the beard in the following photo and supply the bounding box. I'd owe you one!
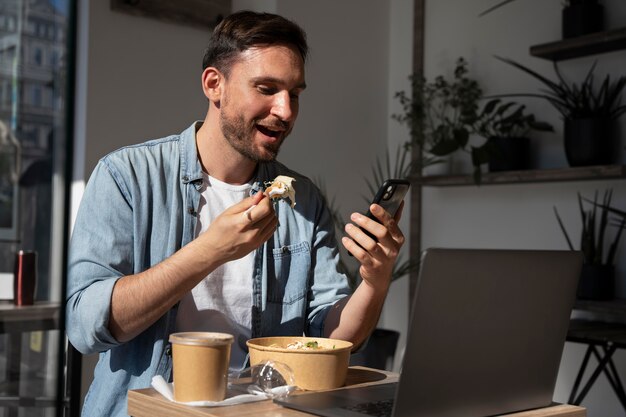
[220,107,288,163]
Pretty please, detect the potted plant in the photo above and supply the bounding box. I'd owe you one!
[494,56,626,167]
[394,58,551,183]
[553,189,625,300]
[562,0,604,39]
[393,57,482,177]
[479,0,604,39]
[473,99,553,172]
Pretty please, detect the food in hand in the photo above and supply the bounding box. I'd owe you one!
[265,175,296,208]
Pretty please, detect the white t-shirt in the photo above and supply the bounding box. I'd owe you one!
[176,173,254,371]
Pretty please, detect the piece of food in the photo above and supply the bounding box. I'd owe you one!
[286,340,322,350]
[264,175,296,208]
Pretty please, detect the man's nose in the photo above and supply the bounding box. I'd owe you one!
[271,91,296,122]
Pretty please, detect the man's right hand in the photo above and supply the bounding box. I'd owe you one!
[198,191,278,264]
[108,191,276,343]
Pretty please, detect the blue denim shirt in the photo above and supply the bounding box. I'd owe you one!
[66,122,351,417]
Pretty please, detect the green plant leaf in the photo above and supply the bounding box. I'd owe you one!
[494,56,568,98]
[495,101,517,116]
[527,121,554,131]
[478,0,518,16]
[495,55,626,120]
[595,189,612,264]
[553,206,575,251]
[607,216,626,266]
[480,98,501,116]
[583,194,626,266]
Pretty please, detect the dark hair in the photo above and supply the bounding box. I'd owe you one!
[202,10,308,75]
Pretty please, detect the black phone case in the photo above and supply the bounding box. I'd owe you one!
[362,179,410,240]
[365,179,410,221]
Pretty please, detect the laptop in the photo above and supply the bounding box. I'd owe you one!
[274,248,583,417]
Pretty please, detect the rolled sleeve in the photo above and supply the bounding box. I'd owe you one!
[66,161,134,354]
[66,275,120,353]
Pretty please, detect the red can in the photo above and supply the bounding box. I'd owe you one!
[14,250,37,306]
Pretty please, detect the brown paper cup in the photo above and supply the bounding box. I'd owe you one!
[169,332,234,402]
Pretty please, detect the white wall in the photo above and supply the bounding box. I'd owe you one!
[422,1,626,416]
[76,0,209,177]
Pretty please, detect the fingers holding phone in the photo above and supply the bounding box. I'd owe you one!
[344,202,405,256]
[367,200,405,245]
[342,180,409,286]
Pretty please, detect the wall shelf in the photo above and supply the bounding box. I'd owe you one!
[574,299,626,318]
[530,27,626,61]
[415,165,626,187]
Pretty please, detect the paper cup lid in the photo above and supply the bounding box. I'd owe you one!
[169,332,234,347]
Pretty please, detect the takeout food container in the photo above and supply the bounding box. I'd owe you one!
[169,332,234,402]
[246,336,353,390]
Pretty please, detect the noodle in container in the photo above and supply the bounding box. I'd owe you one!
[246,336,353,390]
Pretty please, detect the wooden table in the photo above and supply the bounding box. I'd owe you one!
[128,367,586,417]
[0,301,60,333]
[0,301,61,415]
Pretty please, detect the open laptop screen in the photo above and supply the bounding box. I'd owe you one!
[275,248,582,417]
[394,248,582,417]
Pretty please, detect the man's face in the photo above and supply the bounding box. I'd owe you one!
[219,45,306,162]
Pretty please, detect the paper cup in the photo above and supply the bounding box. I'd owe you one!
[169,332,234,402]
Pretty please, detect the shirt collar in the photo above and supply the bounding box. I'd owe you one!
[180,121,205,185]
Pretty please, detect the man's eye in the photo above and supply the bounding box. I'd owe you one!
[258,86,276,95]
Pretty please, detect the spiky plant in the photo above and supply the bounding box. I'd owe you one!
[554,189,625,266]
[494,56,626,121]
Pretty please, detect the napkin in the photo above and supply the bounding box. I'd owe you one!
[151,375,295,407]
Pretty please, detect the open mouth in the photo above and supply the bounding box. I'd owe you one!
[256,124,285,139]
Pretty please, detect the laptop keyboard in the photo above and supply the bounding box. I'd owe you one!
[342,398,394,417]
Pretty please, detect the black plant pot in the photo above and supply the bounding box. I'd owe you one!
[563,117,613,167]
[487,136,531,172]
[562,2,604,39]
[577,264,614,300]
[349,328,399,371]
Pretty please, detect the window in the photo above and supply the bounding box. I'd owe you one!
[0,0,74,415]
[50,50,58,67]
[33,46,43,66]
[31,85,42,107]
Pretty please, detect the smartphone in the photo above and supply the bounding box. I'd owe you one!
[360,179,411,242]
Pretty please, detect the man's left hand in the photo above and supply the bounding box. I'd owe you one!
[341,202,405,292]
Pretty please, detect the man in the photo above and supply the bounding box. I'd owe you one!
[66,10,404,417]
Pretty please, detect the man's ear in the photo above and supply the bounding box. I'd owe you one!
[201,67,223,104]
